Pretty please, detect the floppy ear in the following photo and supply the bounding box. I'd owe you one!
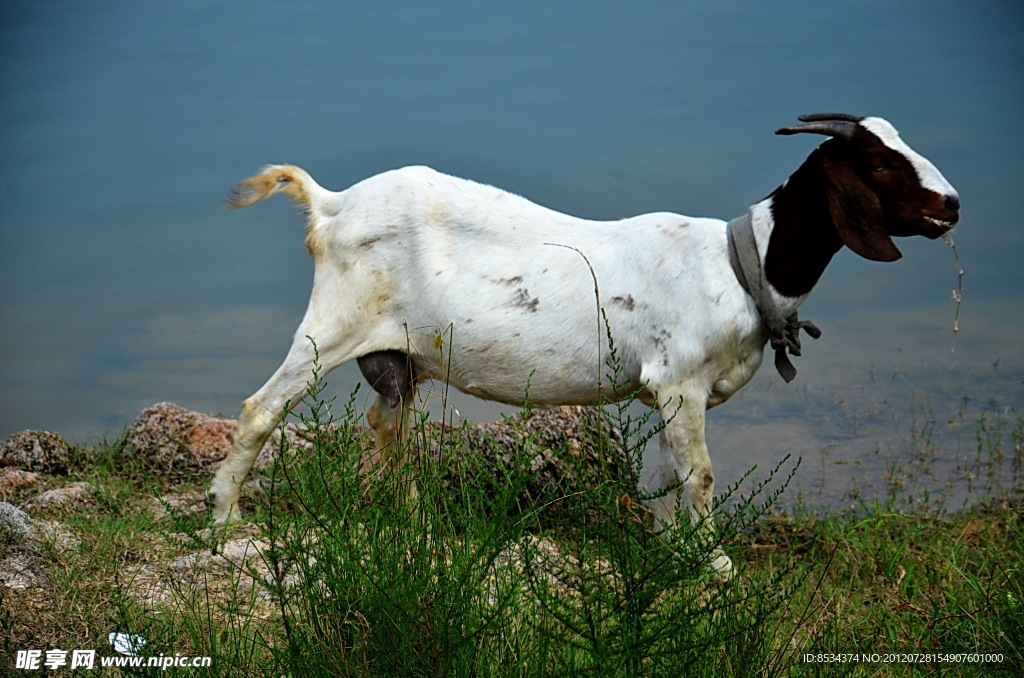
[822,156,902,262]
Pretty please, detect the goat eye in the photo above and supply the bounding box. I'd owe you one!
[871,165,888,174]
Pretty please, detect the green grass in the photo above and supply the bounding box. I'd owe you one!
[2,358,1022,676]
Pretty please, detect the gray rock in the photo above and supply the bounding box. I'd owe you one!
[0,501,33,535]
[21,481,95,511]
[0,430,70,474]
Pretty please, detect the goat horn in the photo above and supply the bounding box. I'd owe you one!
[797,113,865,123]
[775,116,862,140]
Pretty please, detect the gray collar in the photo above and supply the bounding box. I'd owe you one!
[726,212,821,382]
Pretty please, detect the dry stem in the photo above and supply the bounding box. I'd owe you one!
[942,234,964,352]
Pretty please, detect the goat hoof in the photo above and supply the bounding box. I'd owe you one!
[210,503,244,525]
[710,553,735,583]
[212,512,243,526]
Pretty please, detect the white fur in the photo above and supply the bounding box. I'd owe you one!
[861,117,958,197]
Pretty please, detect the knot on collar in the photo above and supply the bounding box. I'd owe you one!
[726,213,822,383]
[770,314,822,382]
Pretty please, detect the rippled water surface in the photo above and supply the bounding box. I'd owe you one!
[2,1,1021,506]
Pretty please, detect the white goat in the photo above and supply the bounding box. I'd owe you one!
[210,114,959,579]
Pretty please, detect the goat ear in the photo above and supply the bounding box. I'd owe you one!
[823,157,902,262]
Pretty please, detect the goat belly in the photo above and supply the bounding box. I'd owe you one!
[408,321,619,407]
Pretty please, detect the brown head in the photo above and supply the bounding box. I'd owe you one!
[776,113,960,261]
[765,114,960,297]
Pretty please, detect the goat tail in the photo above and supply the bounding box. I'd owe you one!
[226,164,319,210]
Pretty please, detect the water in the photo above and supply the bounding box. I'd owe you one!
[2,0,1021,507]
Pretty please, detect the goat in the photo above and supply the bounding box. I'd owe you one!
[209,114,959,579]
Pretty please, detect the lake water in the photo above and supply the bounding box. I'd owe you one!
[2,0,1021,508]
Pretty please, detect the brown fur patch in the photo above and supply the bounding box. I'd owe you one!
[304,219,326,258]
[225,165,312,210]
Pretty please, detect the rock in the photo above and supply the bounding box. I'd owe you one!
[129,536,280,610]
[425,405,631,498]
[20,481,95,511]
[0,501,81,590]
[135,489,210,520]
[0,430,70,474]
[0,501,33,535]
[0,467,42,493]
[0,553,47,590]
[124,403,238,477]
[123,403,317,478]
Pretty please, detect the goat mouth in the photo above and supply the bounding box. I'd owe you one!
[922,214,956,236]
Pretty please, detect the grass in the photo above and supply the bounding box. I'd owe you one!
[2,355,1022,676]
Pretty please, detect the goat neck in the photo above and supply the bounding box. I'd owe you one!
[760,147,848,301]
